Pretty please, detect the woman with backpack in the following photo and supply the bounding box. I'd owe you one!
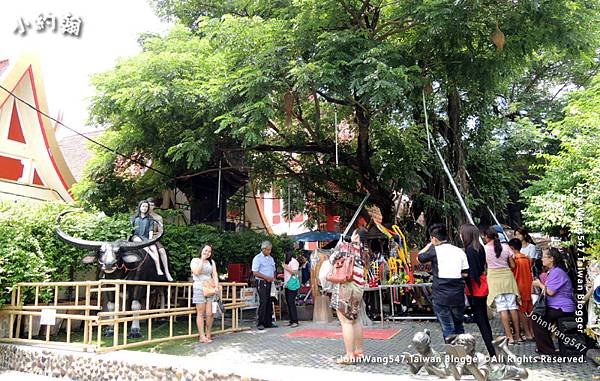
[329,229,366,364]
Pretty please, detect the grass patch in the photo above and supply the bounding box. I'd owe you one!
[33,317,197,349]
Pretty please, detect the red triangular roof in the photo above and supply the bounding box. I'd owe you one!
[0,54,75,202]
[8,101,26,143]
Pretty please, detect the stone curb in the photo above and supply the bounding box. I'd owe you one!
[0,344,259,381]
[0,344,416,381]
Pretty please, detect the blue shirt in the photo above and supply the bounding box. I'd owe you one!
[252,252,276,278]
[132,215,154,240]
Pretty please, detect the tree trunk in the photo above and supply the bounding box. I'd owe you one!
[447,88,468,198]
[354,103,394,224]
[445,87,468,232]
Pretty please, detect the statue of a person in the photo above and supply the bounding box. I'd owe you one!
[444,334,489,381]
[131,200,168,279]
[402,329,449,378]
[490,336,529,380]
[147,198,173,281]
[445,334,529,381]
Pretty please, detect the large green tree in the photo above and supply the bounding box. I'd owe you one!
[522,73,600,259]
[79,0,599,230]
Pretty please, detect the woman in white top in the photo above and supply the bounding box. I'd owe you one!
[190,244,219,343]
[282,250,300,327]
[515,227,537,260]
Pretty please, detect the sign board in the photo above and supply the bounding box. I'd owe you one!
[40,308,56,326]
[240,287,258,306]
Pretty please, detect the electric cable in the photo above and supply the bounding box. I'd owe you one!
[0,84,173,180]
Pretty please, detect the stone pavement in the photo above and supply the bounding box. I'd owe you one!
[1,317,598,380]
[182,317,599,381]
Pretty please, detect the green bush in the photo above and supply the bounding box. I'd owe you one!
[0,201,131,307]
[0,201,291,307]
[162,224,290,280]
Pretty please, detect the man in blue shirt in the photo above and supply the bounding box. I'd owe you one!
[252,241,277,330]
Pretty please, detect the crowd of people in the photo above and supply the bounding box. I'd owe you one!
[189,239,305,343]
[418,223,578,357]
[184,219,579,363]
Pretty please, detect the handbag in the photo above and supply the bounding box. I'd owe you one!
[270,282,279,299]
[203,279,217,297]
[212,294,225,318]
[326,254,355,284]
[286,274,301,291]
[532,289,547,316]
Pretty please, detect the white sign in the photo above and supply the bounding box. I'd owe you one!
[40,308,56,326]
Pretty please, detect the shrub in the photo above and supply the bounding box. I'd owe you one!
[0,201,291,307]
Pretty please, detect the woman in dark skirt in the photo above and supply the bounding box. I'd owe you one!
[460,224,496,357]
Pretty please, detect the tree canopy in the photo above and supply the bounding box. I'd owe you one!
[522,73,600,259]
[78,0,599,235]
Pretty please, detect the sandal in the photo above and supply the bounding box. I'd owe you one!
[353,351,365,362]
[336,355,355,365]
[353,351,365,359]
[199,336,211,343]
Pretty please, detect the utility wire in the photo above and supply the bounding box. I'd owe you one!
[1,84,260,195]
[0,84,173,181]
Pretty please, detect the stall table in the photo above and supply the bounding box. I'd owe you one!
[363,283,435,326]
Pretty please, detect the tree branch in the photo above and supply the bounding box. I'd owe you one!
[275,161,363,211]
[359,0,371,17]
[316,90,352,106]
[338,0,365,28]
[375,20,420,40]
[312,86,322,135]
[549,82,569,103]
[290,92,319,141]
[520,63,559,98]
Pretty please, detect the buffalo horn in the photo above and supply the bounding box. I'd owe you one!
[55,210,105,250]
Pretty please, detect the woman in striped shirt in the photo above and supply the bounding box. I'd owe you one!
[330,229,366,364]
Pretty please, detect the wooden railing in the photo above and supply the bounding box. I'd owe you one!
[0,280,249,353]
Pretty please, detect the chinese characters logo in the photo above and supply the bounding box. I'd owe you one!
[14,13,83,37]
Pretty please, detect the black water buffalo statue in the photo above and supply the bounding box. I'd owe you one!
[55,210,168,337]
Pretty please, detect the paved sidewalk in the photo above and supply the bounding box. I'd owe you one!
[1,317,598,380]
[176,317,597,381]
